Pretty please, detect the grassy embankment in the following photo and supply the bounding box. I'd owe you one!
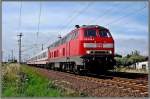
[2,63,83,97]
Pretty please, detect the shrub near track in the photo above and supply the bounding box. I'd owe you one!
[2,63,63,97]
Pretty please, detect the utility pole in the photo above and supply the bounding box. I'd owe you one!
[17,33,23,64]
[8,54,10,62]
[11,49,13,62]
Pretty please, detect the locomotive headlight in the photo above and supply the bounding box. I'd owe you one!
[86,50,90,54]
[84,43,96,48]
[109,50,112,54]
[103,43,113,48]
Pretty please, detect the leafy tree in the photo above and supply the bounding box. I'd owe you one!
[115,53,122,58]
[114,50,147,67]
[114,57,123,67]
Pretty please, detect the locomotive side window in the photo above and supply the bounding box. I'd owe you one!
[66,34,72,42]
[75,31,78,39]
[99,30,111,37]
[71,31,78,40]
[84,29,96,37]
[63,48,65,56]
[63,36,67,44]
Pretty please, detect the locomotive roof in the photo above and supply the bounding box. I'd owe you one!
[79,25,107,29]
[47,25,108,49]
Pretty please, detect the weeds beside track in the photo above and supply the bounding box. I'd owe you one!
[2,63,81,97]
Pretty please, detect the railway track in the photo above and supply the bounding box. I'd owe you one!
[82,76,148,96]
[32,66,148,97]
[50,70,149,96]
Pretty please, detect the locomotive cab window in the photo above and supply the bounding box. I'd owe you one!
[84,29,96,37]
[99,30,111,37]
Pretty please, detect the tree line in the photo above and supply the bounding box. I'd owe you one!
[114,50,148,67]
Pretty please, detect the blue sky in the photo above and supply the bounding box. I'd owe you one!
[2,1,148,61]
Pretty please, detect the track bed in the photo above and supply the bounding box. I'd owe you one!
[31,66,148,97]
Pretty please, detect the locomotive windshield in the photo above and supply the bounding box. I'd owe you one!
[84,29,96,37]
[99,30,111,37]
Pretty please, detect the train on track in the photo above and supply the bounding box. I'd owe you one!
[27,25,116,74]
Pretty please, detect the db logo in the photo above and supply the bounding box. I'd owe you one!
[96,43,102,48]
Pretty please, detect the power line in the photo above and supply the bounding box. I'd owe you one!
[62,2,94,33]
[105,5,147,26]
[87,2,121,25]
[37,1,42,38]
[41,2,93,48]
[57,3,85,36]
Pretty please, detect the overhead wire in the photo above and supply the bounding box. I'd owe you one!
[114,6,146,27]
[87,2,121,25]
[105,4,147,27]
[34,1,42,53]
[43,3,85,46]
[22,2,43,58]
[37,1,42,38]
[62,2,94,33]
[58,3,85,36]
[42,2,94,48]
[18,1,22,33]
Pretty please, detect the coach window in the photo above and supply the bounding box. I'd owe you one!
[84,29,96,37]
[43,54,44,58]
[43,53,44,58]
[44,52,46,57]
[45,52,47,57]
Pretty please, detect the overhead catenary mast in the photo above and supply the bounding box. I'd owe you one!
[17,33,23,63]
[17,1,23,64]
[11,49,13,62]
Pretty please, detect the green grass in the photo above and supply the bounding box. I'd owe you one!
[2,64,71,97]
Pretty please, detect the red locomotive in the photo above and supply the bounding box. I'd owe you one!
[27,25,115,74]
